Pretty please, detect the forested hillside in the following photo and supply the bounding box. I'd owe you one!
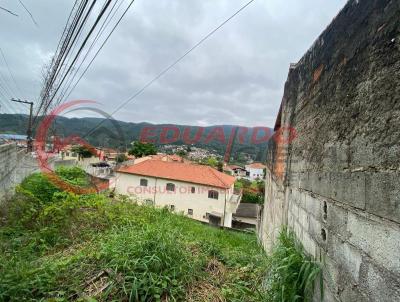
[0,114,272,162]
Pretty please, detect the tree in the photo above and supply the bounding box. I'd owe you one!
[128,141,157,158]
[115,153,128,163]
[206,157,218,167]
[71,145,93,159]
[217,161,223,172]
[176,150,187,157]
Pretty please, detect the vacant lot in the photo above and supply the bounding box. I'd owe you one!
[0,168,318,302]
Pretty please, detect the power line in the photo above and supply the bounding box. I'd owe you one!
[18,0,38,27]
[83,0,255,139]
[0,77,14,98]
[54,0,123,107]
[0,48,24,97]
[34,0,89,123]
[0,6,18,17]
[0,95,17,114]
[40,0,112,115]
[0,94,14,114]
[44,0,96,100]
[57,0,128,106]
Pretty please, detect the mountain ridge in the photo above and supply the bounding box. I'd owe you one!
[0,114,272,162]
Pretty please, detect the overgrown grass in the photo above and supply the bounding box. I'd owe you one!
[0,180,269,301]
[264,228,321,302]
[0,168,320,301]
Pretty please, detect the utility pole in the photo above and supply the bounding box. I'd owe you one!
[11,98,34,152]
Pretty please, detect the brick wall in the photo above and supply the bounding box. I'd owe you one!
[258,0,400,301]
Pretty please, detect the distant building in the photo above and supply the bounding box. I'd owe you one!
[245,163,266,180]
[0,134,28,147]
[223,164,247,178]
[133,153,191,164]
[115,160,242,227]
[58,145,102,171]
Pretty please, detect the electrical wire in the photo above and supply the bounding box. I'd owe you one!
[0,6,18,17]
[41,0,112,115]
[56,0,126,106]
[83,0,255,139]
[34,0,89,123]
[0,48,24,97]
[18,0,38,26]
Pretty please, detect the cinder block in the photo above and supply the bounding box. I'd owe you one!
[329,172,366,209]
[303,192,323,221]
[321,285,340,302]
[298,205,309,229]
[358,261,400,302]
[301,230,317,258]
[350,136,380,168]
[346,212,400,276]
[321,142,349,172]
[326,202,349,238]
[306,172,331,198]
[309,214,327,248]
[339,284,369,302]
[327,234,362,283]
[365,172,400,224]
[322,254,341,295]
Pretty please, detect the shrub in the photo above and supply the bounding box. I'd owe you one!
[242,190,263,204]
[19,172,59,204]
[264,227,321,302]
[55,166,89,186]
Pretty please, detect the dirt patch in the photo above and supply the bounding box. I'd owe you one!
[186,281,225,302]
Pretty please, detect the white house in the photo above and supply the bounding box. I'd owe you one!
[115,160,241,227]
[245,163,266,180]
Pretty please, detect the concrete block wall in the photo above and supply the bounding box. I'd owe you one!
[0,144,18,202]
[258,0,400,300]
[0,144,40,203]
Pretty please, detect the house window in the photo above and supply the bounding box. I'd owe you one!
[191,187,195,193]
[170,205,175,211]
[140,179,148,187]
[144,199,154,206]
[208,190,219,200]
[166,183,175,191]
[188,209,193,215]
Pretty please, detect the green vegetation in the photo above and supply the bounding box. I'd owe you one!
[128,141,157,158]
[176,149,187,157]
[115,153,128,163]
[0,167,269,301]
[235,179,265,204]
[197,157,223,172]
[264,228,321,302]
[71,145,94,159]
[0,114,270,163]
[0,167,320,301]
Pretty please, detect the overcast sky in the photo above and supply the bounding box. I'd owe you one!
[0,0,346,127]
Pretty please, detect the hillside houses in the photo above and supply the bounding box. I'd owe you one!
[245,162,266,180]
[115,159,242,227]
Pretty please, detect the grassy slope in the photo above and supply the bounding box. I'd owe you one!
[0,194,268,302]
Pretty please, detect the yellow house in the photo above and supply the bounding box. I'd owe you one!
[115,160,241,227]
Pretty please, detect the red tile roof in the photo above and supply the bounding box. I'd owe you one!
[246,163,266,169]
[117,160,235,189]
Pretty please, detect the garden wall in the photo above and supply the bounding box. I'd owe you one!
[258,0,400,300]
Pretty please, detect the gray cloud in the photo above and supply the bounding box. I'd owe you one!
[0,0,347,127]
